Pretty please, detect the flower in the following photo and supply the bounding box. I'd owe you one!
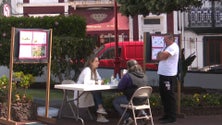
[2,32,6,37]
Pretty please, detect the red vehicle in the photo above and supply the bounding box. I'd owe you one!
[94,41,157,70]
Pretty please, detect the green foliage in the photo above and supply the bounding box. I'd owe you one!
[0,39,10,66]
[0,75,9,102]
[24,89,63,100]
[0,72,35,103]
[13,71,35,89]
[149,93,161,108]
[0,15,91,78]
[103,92,123,109]
[178,48,196,84]
[103,92,222,111]
[181,93,222,107]
[13,64,46,77]
[51,36,96,82]
[0,15,86,40]
[117,0,203,16]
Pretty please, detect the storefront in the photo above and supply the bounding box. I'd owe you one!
[70,7,129,46]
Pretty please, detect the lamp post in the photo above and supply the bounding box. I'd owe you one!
[114,0,120,77]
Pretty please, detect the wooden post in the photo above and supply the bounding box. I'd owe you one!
[37,29,56,124]
[143,32,147,71]
[45,29,52,117]
[8,27,15,121]
[0,28,56,125]
[0,27,17,125]
[177,80,181,114]
[177,34,185,118]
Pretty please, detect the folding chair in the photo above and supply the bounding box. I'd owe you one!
[117,86,154,125]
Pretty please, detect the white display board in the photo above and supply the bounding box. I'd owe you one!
[151,35,179,60]
[19,30,48,59]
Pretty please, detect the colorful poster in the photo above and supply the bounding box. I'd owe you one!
[19,30,48,59]
[151,35,165,60]
[152,48,162,60]
[151,36,165,47]
[151,35,179,60]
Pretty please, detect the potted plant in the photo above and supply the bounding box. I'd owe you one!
[0,72,37,121]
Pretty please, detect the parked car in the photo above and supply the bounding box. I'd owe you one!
[94,41,158,70]
[199,64,222,72]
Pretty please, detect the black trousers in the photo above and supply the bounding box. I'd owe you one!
[159,75,177,120]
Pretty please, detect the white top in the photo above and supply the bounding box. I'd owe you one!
[76,67,102,85]
[157,42,179,76]
[74,67,102,108]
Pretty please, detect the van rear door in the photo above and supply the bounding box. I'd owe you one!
[123,43,144,67]
[125,44,143,60]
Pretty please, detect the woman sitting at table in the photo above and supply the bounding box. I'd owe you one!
[76,54,109,123]
[112,59,149,125]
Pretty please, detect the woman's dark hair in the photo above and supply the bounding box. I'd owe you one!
[85,53,98,80]
[85,54,97,67]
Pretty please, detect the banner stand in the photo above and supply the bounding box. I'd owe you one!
[0,27,55,125]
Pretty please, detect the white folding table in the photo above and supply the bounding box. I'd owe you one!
[54,84,118,125]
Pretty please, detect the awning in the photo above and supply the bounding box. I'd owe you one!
[73,8,129,32]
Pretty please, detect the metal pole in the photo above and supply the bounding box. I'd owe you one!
[114,0,120,77]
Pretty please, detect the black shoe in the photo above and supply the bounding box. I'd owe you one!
[159,118,176,124]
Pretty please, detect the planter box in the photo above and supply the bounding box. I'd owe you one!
[182,106,222,115]
[0,101,37,122]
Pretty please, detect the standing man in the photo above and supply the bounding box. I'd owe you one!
[156,33,179,124]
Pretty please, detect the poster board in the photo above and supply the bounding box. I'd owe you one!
[145,33,180,62]
[14,28,51,63]
[0,27,54,125]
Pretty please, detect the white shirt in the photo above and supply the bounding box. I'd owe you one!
[76,67,102,85]
[74,67,102,108]
[157,42,179,76]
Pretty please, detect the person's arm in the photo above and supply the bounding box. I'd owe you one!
[157,51,171,61]
[118,74,130,90]
[96,70,104,84]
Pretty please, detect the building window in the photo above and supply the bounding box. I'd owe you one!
[100,48,115,59]
[203,37,222,66]
[144,19,160,25]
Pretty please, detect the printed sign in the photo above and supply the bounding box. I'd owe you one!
[19,30,48,60]
[151,35,179,60]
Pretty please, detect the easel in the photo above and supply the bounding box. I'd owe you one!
[0,27,56,125]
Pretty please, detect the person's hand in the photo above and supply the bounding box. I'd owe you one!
[101,80,104,85]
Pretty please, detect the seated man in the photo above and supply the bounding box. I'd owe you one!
[112,59,149,125]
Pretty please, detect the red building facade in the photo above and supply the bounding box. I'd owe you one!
[22,0,132,45]
[21,0,174,44]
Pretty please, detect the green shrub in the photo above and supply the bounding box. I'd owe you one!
[181,93,222,107]
[103,92,222,111]
[0,75,9,102]
[0,72,34,103]
[0,15,89,78]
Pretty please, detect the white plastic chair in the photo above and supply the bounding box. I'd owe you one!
[117,86,154,125]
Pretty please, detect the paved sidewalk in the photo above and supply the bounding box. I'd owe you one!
[18,114,222,125]
[54,115,222,125]
[16,98,222,125]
